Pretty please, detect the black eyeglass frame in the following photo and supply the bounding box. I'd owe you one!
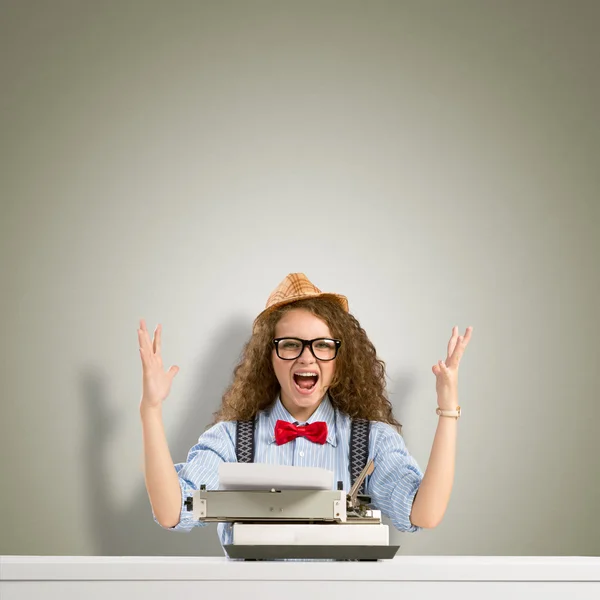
[273,337,342,361]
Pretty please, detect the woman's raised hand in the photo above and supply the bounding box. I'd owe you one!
[138,319,180,411]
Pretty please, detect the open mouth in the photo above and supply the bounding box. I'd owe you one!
[293,371,319,394]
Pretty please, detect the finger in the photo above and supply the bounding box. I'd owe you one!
[140,319,150,344]
[138,333,149,368]
[138,331,152,365]
[449,327,472,366]
[153,324,161,354]
[138,327,155,359]
[141,320,153,351]
[446,326,458,360]
[454,327,473,354]
[138,328,148,351]
[138,344,148,367]
[168,365,179,379]
[448,339,463,367]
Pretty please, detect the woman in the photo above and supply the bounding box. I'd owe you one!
[139,273,472,549]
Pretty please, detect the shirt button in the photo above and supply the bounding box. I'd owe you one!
[299,451,304,457]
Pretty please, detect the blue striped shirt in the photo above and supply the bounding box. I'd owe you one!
[155,395,424,546]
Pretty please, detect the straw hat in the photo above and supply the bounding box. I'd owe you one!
[253,273,349,331]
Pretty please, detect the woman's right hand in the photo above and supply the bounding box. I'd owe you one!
[138,318,180,411]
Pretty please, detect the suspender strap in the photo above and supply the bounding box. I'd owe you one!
[349,418,371,495]
[235,419,255,463]
[235,416,372,495]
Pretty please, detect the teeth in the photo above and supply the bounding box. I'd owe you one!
[295,372,318,377]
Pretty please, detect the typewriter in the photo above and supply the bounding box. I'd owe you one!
[184,460,399,560]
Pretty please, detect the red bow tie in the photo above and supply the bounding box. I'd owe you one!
[274,420,328,445]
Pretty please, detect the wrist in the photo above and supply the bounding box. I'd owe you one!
[437,396,459,411]
[140,402,163,421]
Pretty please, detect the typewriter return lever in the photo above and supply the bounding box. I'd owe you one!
[347,459,374,510]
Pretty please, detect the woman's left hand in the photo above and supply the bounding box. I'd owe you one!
[432,326,473,410]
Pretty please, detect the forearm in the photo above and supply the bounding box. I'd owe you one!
[410,414,457,528]
[140,405,182,528]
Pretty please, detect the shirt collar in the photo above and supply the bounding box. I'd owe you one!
[265,394,338,447]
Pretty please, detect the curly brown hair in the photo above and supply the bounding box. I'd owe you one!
[212,298,402,432]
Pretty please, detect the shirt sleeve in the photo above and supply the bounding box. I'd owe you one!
[153,420,237,532]
[365,422,424,533]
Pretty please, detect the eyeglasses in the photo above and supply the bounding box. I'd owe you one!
[273,337,341,361]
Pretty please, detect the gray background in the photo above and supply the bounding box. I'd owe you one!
[1,0,598,557]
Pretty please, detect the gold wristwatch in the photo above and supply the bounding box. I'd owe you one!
[436,406,461,419]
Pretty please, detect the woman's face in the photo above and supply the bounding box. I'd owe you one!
[272,308,337,422]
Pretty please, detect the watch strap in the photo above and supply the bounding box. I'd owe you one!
[436,406,461,418]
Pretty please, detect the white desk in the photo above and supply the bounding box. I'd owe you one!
[1,555,599,599]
